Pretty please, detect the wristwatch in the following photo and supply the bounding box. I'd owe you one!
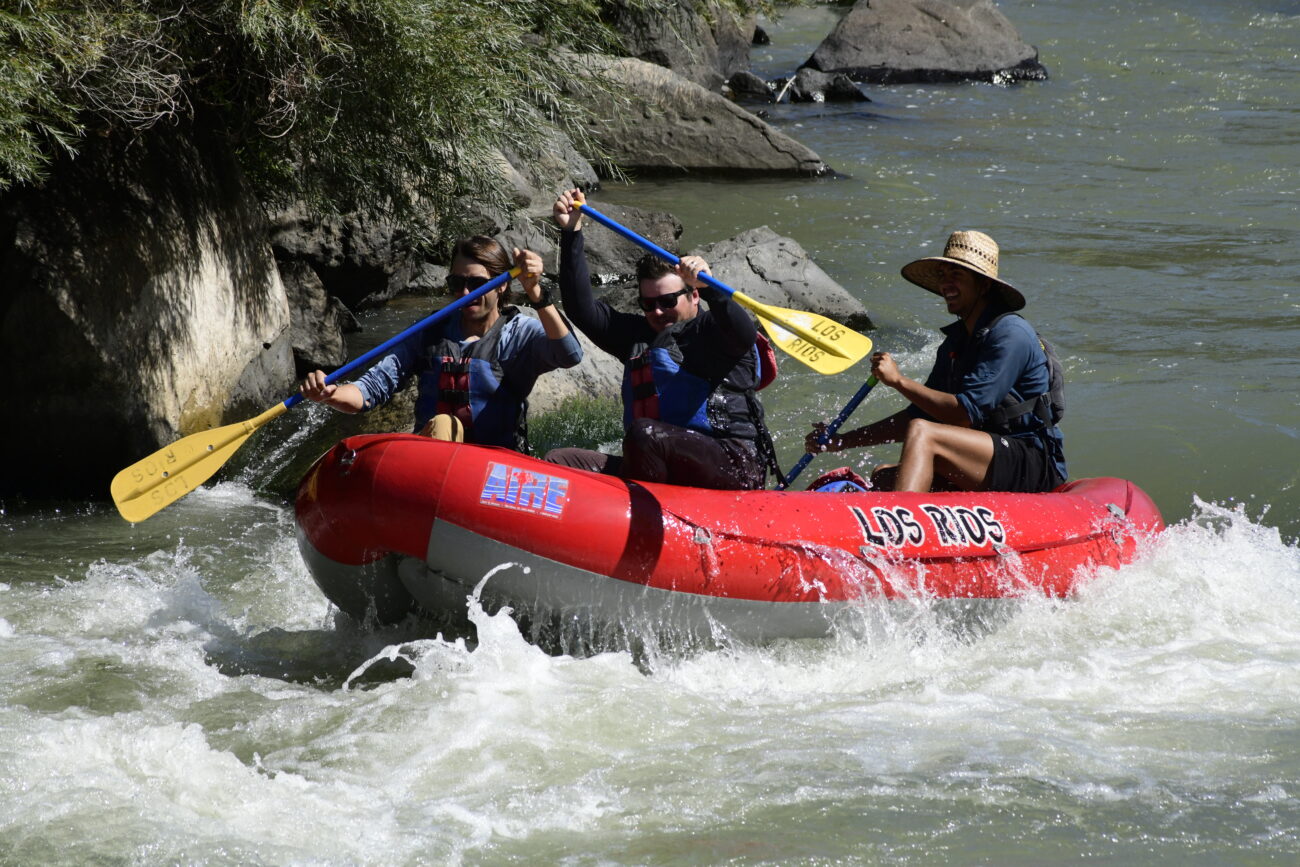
[528,287,554,310]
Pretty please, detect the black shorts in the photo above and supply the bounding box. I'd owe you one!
[984,433,1063,493]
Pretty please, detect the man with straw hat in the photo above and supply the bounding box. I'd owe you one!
[804,230,1066,493]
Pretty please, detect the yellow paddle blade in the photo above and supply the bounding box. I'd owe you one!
[732,291,872,369]
[110,403,289,523]
[738,296,872,374]
[757,316,869,374]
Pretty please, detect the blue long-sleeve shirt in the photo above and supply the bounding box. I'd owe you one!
[351,308,582,444]
[916,305,1067,482]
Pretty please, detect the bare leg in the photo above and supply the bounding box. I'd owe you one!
[894,419,995,493]
[872,462,960,493]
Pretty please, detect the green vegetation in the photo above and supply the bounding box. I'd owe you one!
[1,0,625,231]
[1,1,766,234]
[529,395,624,456]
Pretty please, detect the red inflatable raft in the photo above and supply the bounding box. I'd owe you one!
[295,434,1164,643]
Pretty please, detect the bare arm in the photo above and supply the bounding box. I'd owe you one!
[804,352,973,454]
[806,408,910,453]
[873,351,971,426]
[300,370,366,413]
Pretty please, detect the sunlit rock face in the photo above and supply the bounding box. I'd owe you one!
[0,121,292,497]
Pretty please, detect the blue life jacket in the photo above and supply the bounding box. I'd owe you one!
[621,326,765,441]
[415,307,527,450]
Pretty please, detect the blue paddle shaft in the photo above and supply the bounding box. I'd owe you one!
[281,269,514,410]
[777,376,879,490]
[577,202,739,299]
[579,198,876,491]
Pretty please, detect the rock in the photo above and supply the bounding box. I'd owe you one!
[517,308,623,416]
[495,216,557,273]
[693,227,874,331]
[773,68,870,103]
[268,205,421,311]
[280,259,359,375]
[804,0,1048,84]
[472,133,602,232]
[449,131,602,256]
[726,71,776,103]
[407,262,450,295]
[0,123,292,498]
[578,203,684,282]
[604,0,756,90]
[582,55,830,176]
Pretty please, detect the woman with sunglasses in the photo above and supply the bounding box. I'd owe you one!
[299,236,582,451]
[543,188,769,491]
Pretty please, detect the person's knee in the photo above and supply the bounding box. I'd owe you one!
[903,417,937,447]
[543,446,585,467]
[623,417,664,462]
[420,413,464,442]
[901,418,942,461]
[544,447,611,475]
[625,417,657,447]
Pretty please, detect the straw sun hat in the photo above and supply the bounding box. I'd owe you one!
[900,230,1026,311]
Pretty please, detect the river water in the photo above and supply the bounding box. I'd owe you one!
[2,1,1298,863]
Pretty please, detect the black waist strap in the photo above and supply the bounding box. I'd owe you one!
[985,392,1052,431]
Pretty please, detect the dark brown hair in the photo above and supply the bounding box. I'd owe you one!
[452,235,511,275]
[635,254,675,283]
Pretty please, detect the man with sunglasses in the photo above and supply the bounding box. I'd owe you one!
[299,236,582,451]
[543,188,769,491]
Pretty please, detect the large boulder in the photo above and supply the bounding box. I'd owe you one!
[0,123,293,498]
[464,134,603,236]
[604,0,756,91]
[268,205,421,312]
[578,202,683,281]
[583,55,830,176]
[501,132,602,218]
[725,70,776,103]
[773,68,871,104]
[694,227,874,331]
[804,0,1048,84]
[591,226,873,333]
[520,307,624,416]
[280,258,359,375]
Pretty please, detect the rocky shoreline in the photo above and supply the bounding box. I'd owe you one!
[0,0,1046,501]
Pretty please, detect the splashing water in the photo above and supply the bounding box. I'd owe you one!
[3,486,1298,862]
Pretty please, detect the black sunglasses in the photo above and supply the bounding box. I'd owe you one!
[447,274,493,293]
[637,287,691,312]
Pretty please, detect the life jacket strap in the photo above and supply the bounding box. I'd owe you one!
[628,352,661,420]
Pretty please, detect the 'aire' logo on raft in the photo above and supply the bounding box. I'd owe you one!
[480,462,569,518]
[851,504,1007,549]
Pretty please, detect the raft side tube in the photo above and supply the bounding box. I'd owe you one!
[296,530,414,624]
